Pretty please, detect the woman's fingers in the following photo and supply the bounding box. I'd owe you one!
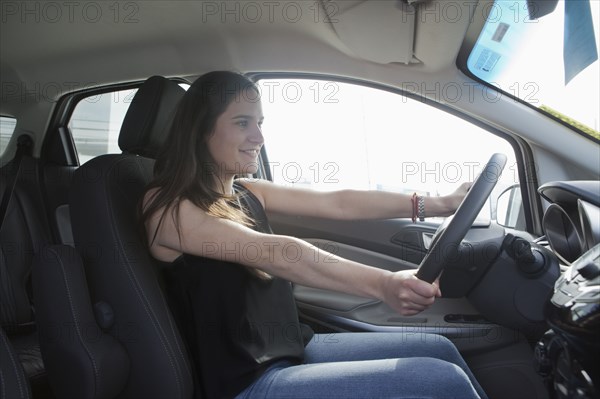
[433,279,442,297]
[384,271,440,315]
[406,275,439,299]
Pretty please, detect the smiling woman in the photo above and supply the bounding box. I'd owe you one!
[140,71,486,399]
[2,1,599,398]
[206,92,264,179]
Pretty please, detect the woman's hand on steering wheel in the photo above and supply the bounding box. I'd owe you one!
[441,182,473,216]
[381,270,442,316]
[416,153,508,283]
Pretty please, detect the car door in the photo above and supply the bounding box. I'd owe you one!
[253,75,523,341]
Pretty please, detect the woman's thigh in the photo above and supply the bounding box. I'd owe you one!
[238,356,481,399]
[236,333,487,399]
[304,332,464,364]
[303,332,486,399]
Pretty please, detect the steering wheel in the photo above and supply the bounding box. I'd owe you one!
[415,153,508,283]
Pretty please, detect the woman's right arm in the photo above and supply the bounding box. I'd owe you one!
[147,199,440,316]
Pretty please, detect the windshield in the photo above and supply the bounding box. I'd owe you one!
[467,0,599,140]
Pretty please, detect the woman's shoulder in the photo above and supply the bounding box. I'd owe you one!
[235,178,275,208]
[142,187,159,207]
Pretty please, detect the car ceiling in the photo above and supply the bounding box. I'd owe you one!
[2,0,597,181]
[1,0,474,115]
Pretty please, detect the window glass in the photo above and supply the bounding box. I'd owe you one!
[467,0,599,140]
[258,78,520,222]
[0,116,17,157]
[69,88,138,164]
[69,82,189,164]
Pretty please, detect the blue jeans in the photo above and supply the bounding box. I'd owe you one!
[236,332,487,399]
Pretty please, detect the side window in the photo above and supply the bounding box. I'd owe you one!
[0,116,17,157]
[257,78,521,224]
[68,88,138,164]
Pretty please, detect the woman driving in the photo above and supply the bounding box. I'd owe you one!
[142,71,486,399]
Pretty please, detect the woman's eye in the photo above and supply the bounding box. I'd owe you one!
[237,120,248,128]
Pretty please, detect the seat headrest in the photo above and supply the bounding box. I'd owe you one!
[118,76,185,158]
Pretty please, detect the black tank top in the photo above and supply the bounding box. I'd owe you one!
[162,183,306,399]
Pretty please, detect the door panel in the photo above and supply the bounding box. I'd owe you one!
[268,213,438,264]
[269,213,502,348]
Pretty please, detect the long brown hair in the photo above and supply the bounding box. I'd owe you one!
[142,71,259,248]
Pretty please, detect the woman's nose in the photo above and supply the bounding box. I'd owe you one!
[249,125,264,144]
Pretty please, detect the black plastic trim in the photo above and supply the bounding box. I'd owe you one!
[539,181,600,208]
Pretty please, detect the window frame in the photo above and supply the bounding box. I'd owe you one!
[42,78,190,167]
[68,86,140,165]
[249,72,542,235]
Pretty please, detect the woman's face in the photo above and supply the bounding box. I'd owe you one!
[207,92,264,177]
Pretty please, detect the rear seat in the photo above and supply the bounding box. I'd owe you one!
[1,327,31,399]
[1,107,125,399]
[0,149,54,398]
[2,76,187,398]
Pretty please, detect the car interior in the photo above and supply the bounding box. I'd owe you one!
[1,1,599,399]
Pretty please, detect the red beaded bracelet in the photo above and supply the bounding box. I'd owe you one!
[411,193,425,223]
[411,193,417,223]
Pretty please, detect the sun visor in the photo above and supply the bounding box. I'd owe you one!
[322,0,420,64]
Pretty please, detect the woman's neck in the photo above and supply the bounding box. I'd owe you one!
[214,174,235,196]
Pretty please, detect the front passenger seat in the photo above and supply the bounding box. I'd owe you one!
[68,76,193,399]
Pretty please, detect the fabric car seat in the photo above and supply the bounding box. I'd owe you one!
[67,76,193,399]
[32,244,130,398]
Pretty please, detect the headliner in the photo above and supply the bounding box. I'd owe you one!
[1,0,477,115]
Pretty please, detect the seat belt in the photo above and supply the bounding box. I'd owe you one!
[0,135,34,230]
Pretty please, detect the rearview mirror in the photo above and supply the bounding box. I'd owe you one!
[526,0,559,19]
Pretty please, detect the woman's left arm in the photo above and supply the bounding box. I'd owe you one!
[238,179,470,220]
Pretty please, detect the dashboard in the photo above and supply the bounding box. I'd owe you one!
[535,181,600,399]
[539,181,600,264]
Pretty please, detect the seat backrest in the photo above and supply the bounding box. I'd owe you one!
[32,244,130,399]
[69,76,193,399]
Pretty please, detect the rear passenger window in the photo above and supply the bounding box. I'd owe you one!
[0,116,17,157]
[69,88,138,164]
[69,82,189,164]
